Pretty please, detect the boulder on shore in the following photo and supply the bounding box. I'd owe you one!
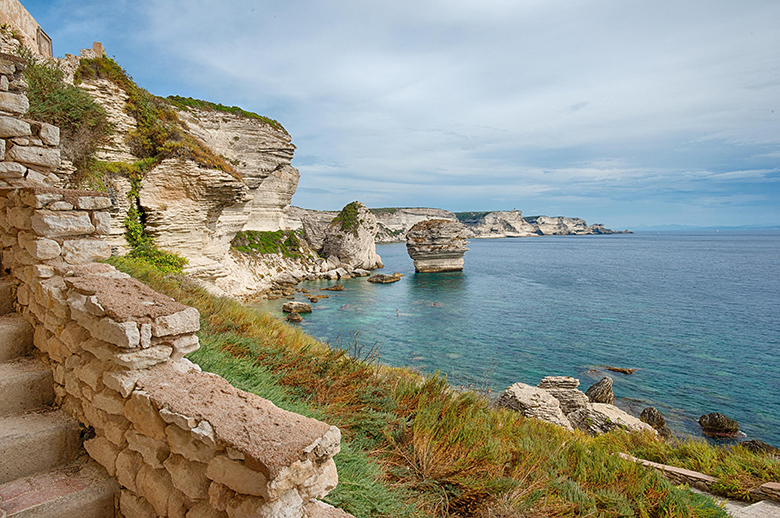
[699,412,740,438]
[568,403,656,436]
[585,377,614,404]
[406,219,469,273]
[285,311,303,322]
[545,387,590,415]
[494,382,573,431]
[282,301,312,314]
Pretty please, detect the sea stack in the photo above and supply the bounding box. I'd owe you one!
[405,219,469,273]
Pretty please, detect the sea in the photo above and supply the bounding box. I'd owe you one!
[253,231,780,445]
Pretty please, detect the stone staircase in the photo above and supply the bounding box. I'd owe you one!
[0,277,117,518]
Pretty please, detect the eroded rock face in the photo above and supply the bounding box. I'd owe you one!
[568,403,656,436]
[176,107,300,232]
[320,202,383,271]
[640,407,672,439]
[406,219,469,273]
[459,210,540,238]
[494,382,573,431]
[139,159,251,280]
[585,377,615,404]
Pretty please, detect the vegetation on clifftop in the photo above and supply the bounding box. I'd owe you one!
[166,95,286,133]
[103,257,780,518]
[74,56,239,178]
[331,201,363,236]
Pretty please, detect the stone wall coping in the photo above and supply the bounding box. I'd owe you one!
[618,453,718,484]
[137,362,338,479]
[763,482,780,491]
[64,275,189,322]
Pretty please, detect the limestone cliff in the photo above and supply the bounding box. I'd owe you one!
[320,202,383,271]
[457,210,540,238]
[371,207,458,243]
[406,219,469,273]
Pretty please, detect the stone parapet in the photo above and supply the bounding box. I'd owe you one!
[0,185,347,517]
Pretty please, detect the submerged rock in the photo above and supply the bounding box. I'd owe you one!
[606,366,637,375]
[406,219,469,273]
[699,412,740,437]
[494,382,573,431]
[282,301,312,314]
[367,272,403,284]
[321,284,344,291]
[568,403,656,436]
[585,377,615,404]
[640,407,672,439]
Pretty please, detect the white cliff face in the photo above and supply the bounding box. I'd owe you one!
[372,208,458,243]
[175,107,300,232]
[138,159,251,282]
[321,202,383,270]
[459,210,540,238]
[75,78,138,163]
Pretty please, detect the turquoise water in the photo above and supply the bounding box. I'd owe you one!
[255,232,780,444]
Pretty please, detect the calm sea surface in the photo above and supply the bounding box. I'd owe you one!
[254,231,780,444]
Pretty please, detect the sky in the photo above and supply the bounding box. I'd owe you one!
[20,0,780,229]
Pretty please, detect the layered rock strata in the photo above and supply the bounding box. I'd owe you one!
[406,219,469,273]
[371,207,458,244]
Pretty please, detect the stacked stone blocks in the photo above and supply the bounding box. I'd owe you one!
[0,52,62,188]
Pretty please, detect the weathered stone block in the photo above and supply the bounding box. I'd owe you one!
[187,501,228,518]
[103,414,132,446]
[91,211,112,234]
[39,122,60,146]
[7,145,60,170]
[76,195,111,210]
[116,448,144,492]
[7,205,34,229]
[206,455,270,499]
[48,201,74,210]
[299,457,338,500]
[24,236,61,260]
[0,115,31,137]
[104,369,142,398]
[94,388,127,415]
[166,424,217,464]
[62,238,112,264]
[120,490,157,518]
[0,91,29,115]
[31,210,95,237]
[84,436,119,476]
[152,306,200,337]
[114,344,173,369]
[226,489,303,518]
[125,390,167,440]
[126,430,171,468]
[136,464,175,516]
[165,453,211,500]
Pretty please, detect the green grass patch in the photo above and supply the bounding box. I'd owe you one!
[166,95,286,133]
[231,230,305,259]
[106,256,775,517]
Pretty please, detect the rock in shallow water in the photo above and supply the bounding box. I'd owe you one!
[285,312,303,322]
[640,407,672,439]
[282,301,312,314]
[699,412,740,437]
[367,273,403,284]
[406,219,469,273]
[585,377,614,404]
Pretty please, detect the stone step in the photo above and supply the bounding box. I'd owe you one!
[0,314,33,363]
[0,410,82,485]
[0,277,13,315]
[0,357,55,416]
[0,456,117,518]
[732,500,780,518]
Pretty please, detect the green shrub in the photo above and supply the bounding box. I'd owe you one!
[231,230,304,258]
[332,201,362,236]
[19,47,112,175]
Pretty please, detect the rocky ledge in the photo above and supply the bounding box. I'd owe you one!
[406,219,469,273]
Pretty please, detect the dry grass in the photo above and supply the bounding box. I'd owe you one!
[109,257,779,517]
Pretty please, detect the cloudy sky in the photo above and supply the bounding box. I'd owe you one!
[22,0,780,228]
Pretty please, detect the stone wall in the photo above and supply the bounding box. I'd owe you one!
[0,52,348,518]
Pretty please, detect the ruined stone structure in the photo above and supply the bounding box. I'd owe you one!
[0,51,351,518]
[0,0,52,57]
